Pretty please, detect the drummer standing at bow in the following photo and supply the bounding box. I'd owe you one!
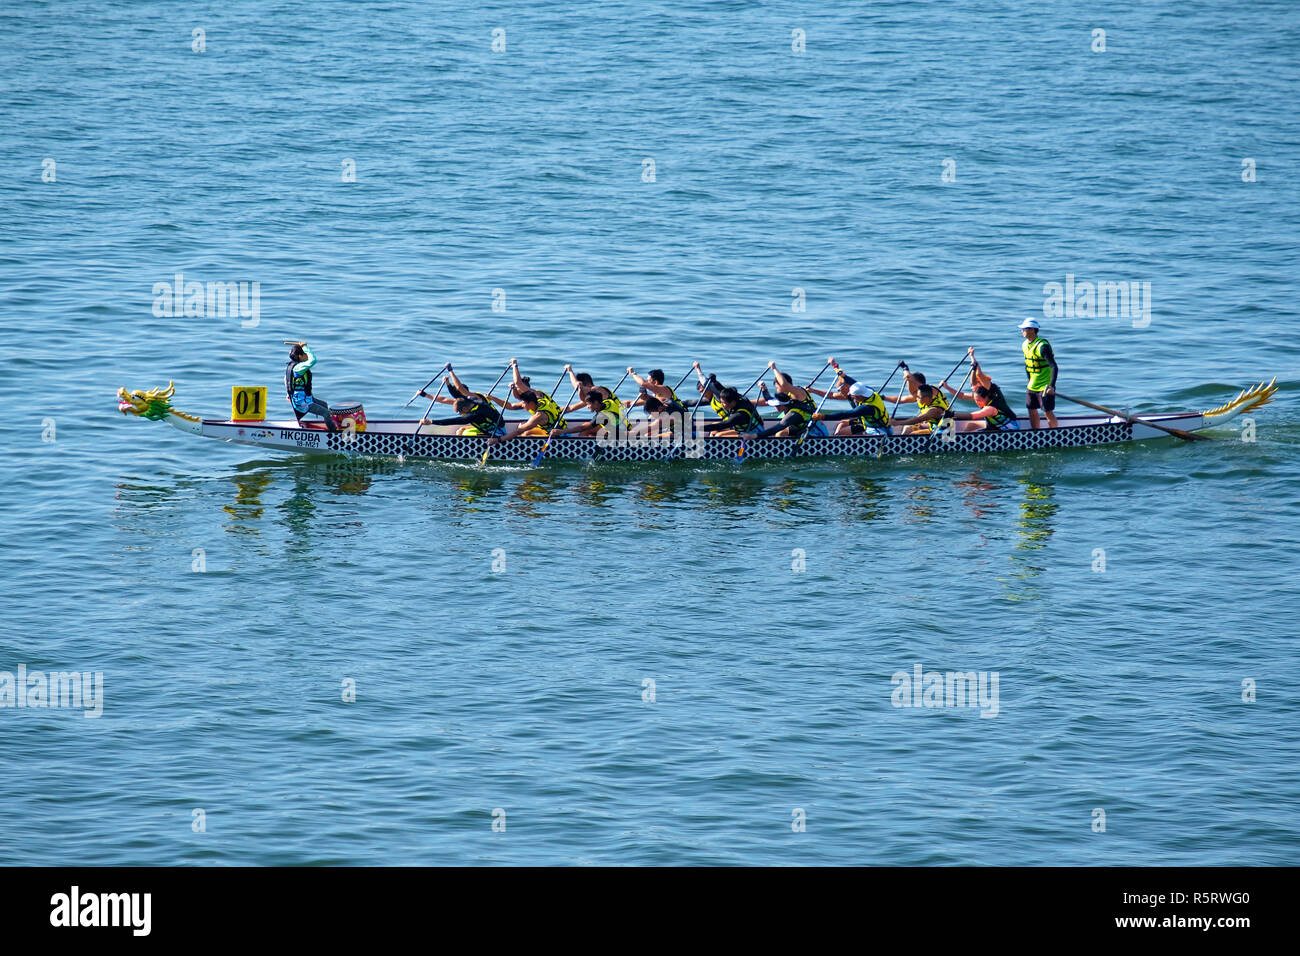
[284,341,336,432]
[1019,319,1059,429]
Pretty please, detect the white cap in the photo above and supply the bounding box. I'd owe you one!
[848,382,873,399]
[1018,318,1040,330]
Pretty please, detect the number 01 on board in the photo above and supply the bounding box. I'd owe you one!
[231,386,268,421]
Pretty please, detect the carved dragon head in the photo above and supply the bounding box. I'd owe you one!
[117,382,176,421]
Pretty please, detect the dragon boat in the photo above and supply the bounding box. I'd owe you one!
[116,380,1277,464]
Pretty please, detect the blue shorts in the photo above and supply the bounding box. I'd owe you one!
[290,390,311,413]
[996,420,1021,431]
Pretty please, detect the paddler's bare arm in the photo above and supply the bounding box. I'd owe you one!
[940,381,975,403]
[446,366,471,397]
[628,367,669,401]
[890,408,945,427]
[807,385,847,400]
[487,410,546,444]
[967,350,993,391]
[952,405,997,422]
[418,375,459,405]
[769,364,810,403]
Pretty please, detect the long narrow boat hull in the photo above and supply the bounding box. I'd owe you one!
[204,416,1146,461]
[117,380,1278,464]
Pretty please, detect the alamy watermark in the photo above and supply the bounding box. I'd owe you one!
[153,272,260,327]
[1042,274,1151,328]
[0,664,103,717]
[891,664,999,718]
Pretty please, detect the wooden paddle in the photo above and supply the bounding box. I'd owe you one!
[1056,393,1208,441]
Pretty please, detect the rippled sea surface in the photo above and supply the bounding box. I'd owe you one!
[1,1,1299,865]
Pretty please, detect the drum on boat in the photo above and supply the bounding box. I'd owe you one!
[329,402,367,432]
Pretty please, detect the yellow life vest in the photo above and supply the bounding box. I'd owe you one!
[597,397,623,428]
[1023,336,1053,391]
[535,394,565,430]
[851,391,889,427]
[917,391,950,433]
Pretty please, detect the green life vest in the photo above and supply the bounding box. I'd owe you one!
[1023,336,1053,391]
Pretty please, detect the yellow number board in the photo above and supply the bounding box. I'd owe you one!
[231,386,268,421]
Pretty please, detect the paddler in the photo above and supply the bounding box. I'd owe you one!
[284,341,336,432]
[751,389,827,439]
[418,366,495,409]
[882,368,927,408]
[946,385,1021,432]
[939,348,1020,432]
[500,360,566,426]
[1019,319,1059,428]
[553,389,624,439]
[888,383,953,435]
[692,363,730,418]
[631,395,689,440]
[812,381,892,435]
[419,373,507,437]
[701,387,766,437]
[485,389,566,445]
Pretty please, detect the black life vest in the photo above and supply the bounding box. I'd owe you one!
[468,398,504,429]
[285,360,311,397]
[731,398,765,432]
[982,385,1019,430]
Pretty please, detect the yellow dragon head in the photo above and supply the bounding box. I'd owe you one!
[117,382,177,421]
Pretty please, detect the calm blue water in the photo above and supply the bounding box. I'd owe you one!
[2,1,1299,865]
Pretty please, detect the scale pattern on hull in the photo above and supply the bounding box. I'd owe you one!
[257,421,1137,462]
